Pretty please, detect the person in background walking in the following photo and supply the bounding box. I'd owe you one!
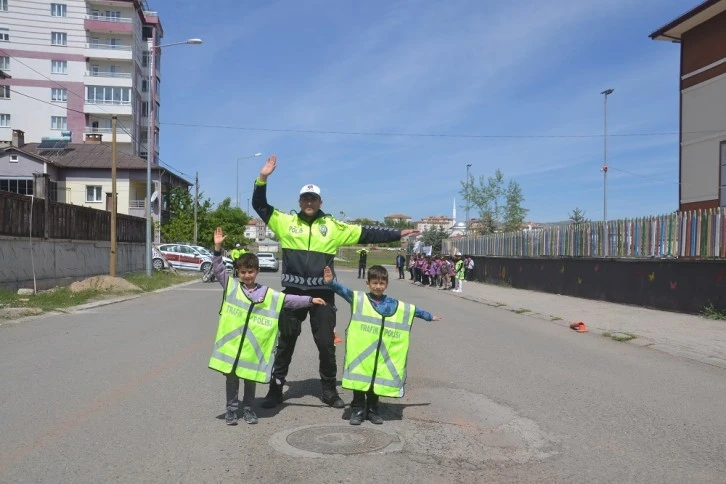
[357,248,368,279]
[465,256,475,281]
[454,253,465,293]
[395,252,406,279]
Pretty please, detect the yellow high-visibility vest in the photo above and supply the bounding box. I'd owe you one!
[208,279,284,383]
[342,291,415,397]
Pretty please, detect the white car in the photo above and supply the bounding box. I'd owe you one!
[256,252,280,272]
[158,244,212,272]
[192,246,234,271]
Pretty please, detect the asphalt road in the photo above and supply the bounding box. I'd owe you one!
[1,270,725,483]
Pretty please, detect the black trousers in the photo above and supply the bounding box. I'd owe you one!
[397,266,405,279]
[358,263,366,278]
[351,388,379,409]
[271,288,338,385]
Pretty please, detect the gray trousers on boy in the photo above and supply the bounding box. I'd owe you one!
[226,373,256,412]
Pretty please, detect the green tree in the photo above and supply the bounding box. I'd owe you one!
[569,207,588,226]
[503,180,528,232]
[201,197,250,250]
[160,186,197,244]
[460,168,527,234]
[350,217,382,226]
[383,218,414,230]
[420,226,449,253]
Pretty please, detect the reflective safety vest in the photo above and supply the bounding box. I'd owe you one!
[455,260,465,279]
[208,279,285,383]
[342,292,415,398]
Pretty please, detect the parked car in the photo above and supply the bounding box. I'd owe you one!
[192,245,234,271]
[256,252,280,272]
[158,244,212,272]
[152,247,172,271]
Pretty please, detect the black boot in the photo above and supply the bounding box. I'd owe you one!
[321,382,345,408]
[261,379,283,409]
[367,406,383,424]
[349,407,365,425]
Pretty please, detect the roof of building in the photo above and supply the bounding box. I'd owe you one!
[21,142,191,186]
[650,0,726,41]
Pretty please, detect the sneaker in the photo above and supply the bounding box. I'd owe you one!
[225,409,238,426]
[350,408,365,425]
[367,407,383,425]
[242,408,258,424]
[261,381,283,409]
[321,388,345,408]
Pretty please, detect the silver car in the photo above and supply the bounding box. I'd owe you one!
[256,252,280,272]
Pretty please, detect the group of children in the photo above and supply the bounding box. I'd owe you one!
[408,253,466,293]
[208,227,442,426]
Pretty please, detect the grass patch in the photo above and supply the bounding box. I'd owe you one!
[611,332,637,342]
[700,303,726,320]
[0,271,196,317]
[124,270,197,292]
[510,308,531,314]
[0,287,105,311]
[550,315,562,321]
[601,331,636,342]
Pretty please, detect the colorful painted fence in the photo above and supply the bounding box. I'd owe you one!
[444,208,726,259]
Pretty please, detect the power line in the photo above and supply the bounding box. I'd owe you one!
[161,121,725,139]
[608,165,679,185]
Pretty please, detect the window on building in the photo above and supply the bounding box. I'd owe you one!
[0,28,8,42]
[86,185,102,202]
[0,1,7,12]
[1,178,34,195]
[105,10,120,21]
[51,116,67,130]
[109,38,120,49]
[51,60,67,74]
[90,9,100,19]
[141,51,149,67]
[0,85,8,99]
[0,56,8,69]
[51,87,67,102]
[0,113,9,127]
[10,154,18,162]
[85,86,131,105]
[51,32,67,46]
[141,101,148,117]
[141,79,148,92]
[142,26,152,40]
[51,3,67,17]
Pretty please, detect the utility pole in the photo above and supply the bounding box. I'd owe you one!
[466,163,472,235]
[247,197,250,215]
[601,89,614,222]
[194,171,199,245]
[110,115,117,277]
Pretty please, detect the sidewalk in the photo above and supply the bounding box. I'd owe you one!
[414,278,726,369]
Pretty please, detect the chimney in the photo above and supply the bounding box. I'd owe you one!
[11,129,24,148]
[85,133,103,144]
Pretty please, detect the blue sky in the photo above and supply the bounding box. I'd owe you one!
[154,0,690,224]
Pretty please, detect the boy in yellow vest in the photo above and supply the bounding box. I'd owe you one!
[323,264,442,425]
[209,227,327,425]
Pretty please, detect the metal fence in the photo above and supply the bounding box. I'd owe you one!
[444,208,726,259]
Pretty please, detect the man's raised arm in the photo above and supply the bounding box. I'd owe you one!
[252,154,277,224]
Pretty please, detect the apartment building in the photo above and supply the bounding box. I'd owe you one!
[650,0,726,209]
[413,215,453,232]
[0,0,162,163]
[244,218,275,241]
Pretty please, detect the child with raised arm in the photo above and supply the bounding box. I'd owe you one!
[323,264,442,425]
[208,227,327,425]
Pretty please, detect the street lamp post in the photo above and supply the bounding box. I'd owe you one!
[600,88,614,223]
[236,153,263,208]
[465,163,472,235]
[145,38,202,277]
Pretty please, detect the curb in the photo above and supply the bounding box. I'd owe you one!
[0,278,200,326]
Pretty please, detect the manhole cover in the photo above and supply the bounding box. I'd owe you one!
[271,424,404,458]
[287,426,395,455]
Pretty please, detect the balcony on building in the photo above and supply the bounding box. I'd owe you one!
[84,40,134,61]
[84,13,134,34]
[84,126,132,144]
